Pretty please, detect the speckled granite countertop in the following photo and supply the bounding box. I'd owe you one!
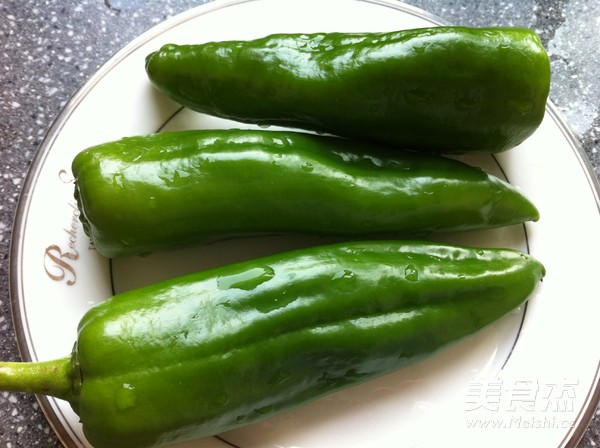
[1,1,598,447]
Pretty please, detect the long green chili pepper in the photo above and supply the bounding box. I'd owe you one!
[0,240,544,448]
[145,27,551,153]
[72,129,539,258]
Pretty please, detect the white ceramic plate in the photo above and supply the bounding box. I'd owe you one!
[10,1,600,447]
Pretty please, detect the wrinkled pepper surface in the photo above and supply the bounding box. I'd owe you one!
[145,27,551,153]
[0,240,545,448]
[72,129,539,258]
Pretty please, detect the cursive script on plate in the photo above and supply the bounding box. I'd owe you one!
[44,200,81,286]
[43,169,91,286]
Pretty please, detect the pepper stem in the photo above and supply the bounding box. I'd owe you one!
[0,356,74,402]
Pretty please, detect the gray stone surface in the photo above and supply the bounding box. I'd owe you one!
[1,1,598,447]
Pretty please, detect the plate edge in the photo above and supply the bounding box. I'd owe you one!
[543,104,600,448]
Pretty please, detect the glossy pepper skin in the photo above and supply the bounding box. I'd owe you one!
[72,129,539,258]
[145,27,551,153]
[0,240,545,448]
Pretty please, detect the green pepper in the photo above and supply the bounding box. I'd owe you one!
[72,129,538,258]
[0,240,545,448]
[145,27,551,153]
